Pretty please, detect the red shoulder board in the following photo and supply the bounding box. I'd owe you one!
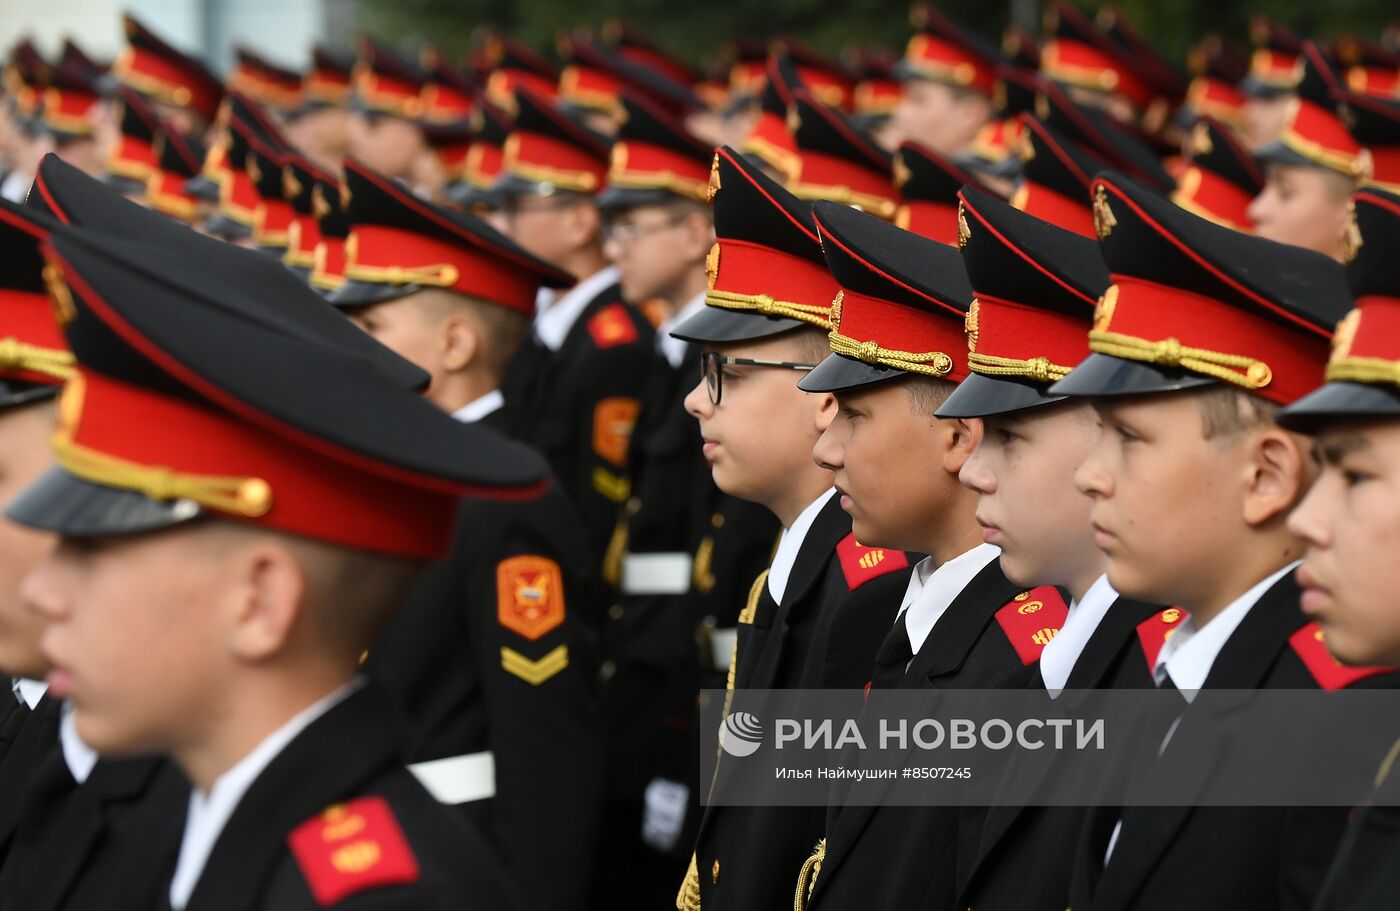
[587,302,640,349]
[835,534,910,590]
[288,796,421,907]
[1289,622,1392,691]
[1137,607,1187,672]
[994,586,1070,665]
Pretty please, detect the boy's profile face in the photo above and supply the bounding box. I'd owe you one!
[1074,391,1249,607]
[958,401,1102,591]
[0,401,58,680]
[682,334,830,505]
[1246,163,1352,261]
[812,378,975,551]
[348,296,446,387]
[1289,420,1400,667]
[603,202,710,304]
[21,524,230,755]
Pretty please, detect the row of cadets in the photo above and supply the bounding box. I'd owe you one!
[673,144,913,911]
[787,197,1069,909]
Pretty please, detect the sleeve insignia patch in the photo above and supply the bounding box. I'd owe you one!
[1136,607,1186,671]
[835,533,910,590]
[501,644,570,685]
[995,586,1070,665]
[497,555,566,640]
[593,396,640,467]
[1289,622,1391,691]
[288,796,420,907]
[587,302,640,349]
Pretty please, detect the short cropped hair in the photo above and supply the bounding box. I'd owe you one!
[904,375,956,415]
[1195,384,1281,440]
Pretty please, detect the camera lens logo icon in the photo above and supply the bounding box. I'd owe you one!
[719,712,763,758]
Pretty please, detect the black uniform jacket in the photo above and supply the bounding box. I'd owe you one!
[178,683,517,910]
[956,596,1166,911]
[1069,574,1399,911]
[807,557,1062,911]
[0,747,188,911]
[690,494,913,911]
[366,474,604,911]
[501,281,659,572]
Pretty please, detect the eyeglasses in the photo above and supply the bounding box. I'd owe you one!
[605,214,687,244]
[702,351,818,405]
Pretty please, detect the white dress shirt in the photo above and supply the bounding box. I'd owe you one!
[767,489,837,604]
[450,389,505,424]
[897,543,1002,655]
[59,703,98,784]
[13,677,46,709]
[533,266,621,351]
[655,293,707,369]
[0,170,31,204]
[1039,574,1120,697]
[168,680,363,910]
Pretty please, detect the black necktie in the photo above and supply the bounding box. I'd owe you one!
[871,616,914,689]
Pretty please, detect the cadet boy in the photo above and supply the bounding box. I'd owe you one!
[1053,172,1392,911]
[11,213,547,908]
[493,87,659,574]
[670,146,912,911]
[935,186,1171,911]
[1279,186,1400,911]
[589,98,779,909]
[1248,45,1360,261]
[792,201,1066,910]
[329,157,605,911]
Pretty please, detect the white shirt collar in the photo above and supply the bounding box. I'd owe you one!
[59,702,99,784]
[1155,562,1299,700]
[767,489,837,604]
[656,292,707,369]
[168,679,364,911]
[533,265,620,351]
[14,677,47,709]
[0,170,31,204]
[449,389,505,424]
[900,543,1002,655]
[1040,574,1119,698]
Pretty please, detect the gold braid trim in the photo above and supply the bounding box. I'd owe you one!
[720,569,769,723]
[1327,356,1400,386]
[705,289,833,329]
[1088,330,1274,390]
[53,431,273,517]
[0,338,75,382]
[343,260,461,288]
[504,159,600,193]
[968,352,1072,383]
[828,329,954,377]
[793,838,827,911]
[676,854,702,911]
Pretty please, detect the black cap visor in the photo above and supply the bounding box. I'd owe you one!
[936,371,1068,418]
[669,305,808,345]
[0,380,59,411]
[1276,381,1400,433]
[798,351,907,393]
[202,212,253,241]
[5,467,204,537]
[1048,353,1218,398]
[325,279,423,309]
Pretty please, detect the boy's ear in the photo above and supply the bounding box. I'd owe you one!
[226,540,307,663]
[943,416,984,475]
[1242,426,1311,527]
[440,312,480,373]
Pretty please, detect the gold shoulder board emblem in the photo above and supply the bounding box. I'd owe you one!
[1093,186,1117,241]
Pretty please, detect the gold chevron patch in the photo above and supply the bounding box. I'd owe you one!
[501,644,569,685]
